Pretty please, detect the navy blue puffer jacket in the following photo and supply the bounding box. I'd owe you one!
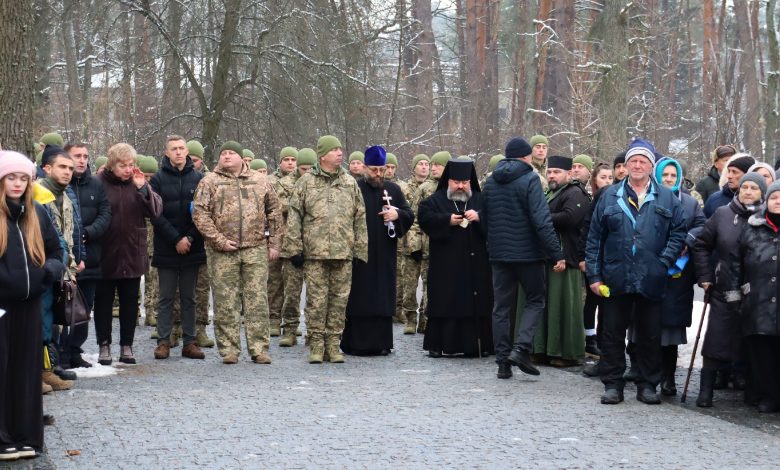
[481,158,563,263]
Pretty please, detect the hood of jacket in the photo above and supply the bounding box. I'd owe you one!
[160,155,195,175]
[491,158,533,184]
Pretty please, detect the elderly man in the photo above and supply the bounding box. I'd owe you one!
[341,146,414,356]
[586,138,686,405]
[418,157,493,357]
[193,141,282,364]
[482,137,565,379]
[283,136,368,364]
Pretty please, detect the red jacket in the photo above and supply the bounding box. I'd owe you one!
[99,171,162,279]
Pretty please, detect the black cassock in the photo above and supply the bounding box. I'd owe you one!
[341,180,414,355]
[418,189,494,356]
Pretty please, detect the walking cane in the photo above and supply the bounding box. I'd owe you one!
[681,289,711,403]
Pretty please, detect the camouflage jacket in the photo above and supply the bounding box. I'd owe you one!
[193,163,283,252]
[282,165,368,262]
[274,171,300,221]
[407,177,438,258]
[399,177,426,255]
[38,180,78,275]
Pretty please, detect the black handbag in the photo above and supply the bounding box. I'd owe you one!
[53,274,90,326]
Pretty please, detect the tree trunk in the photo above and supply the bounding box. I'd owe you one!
[766,0,780,158]
[733,0,762,157]
[0,0,36,155]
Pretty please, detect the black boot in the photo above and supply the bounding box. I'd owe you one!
[585,335,601,358]
[696,368,716,408]
[47,343,77,381]
[713,368,730,390]
[660,345,678,396]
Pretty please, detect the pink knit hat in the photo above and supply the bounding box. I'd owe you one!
[0,151,36,180]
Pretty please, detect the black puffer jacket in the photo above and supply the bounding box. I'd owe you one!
[481,158,563,263]
[69,168,112,280]
[149,156,206,268]
[727,211,780,336]
[692,198,759,302]
[695,166,721,204]
[548,181,590,268]
[0,199,65,302]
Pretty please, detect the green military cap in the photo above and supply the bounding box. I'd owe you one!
[297,148,317,166]
[349,151,364,163]
[412,154,429,168]
[186,140,204,158]
[573,154,594,171]
[386,153,398,165]
[242,149,255,159]
[279,146,298,162]
[317,135,342,157]
[530,135,549,147]
[40,132,64,147]
[250,158,267,170]
[431,151,452,166]
[220,140,243,156]
[138,156,159,174]
[489,154,505,172]
[94,156,108,169]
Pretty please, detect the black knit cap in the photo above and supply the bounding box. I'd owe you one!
[727,155,756,174]
[41,144,68,167]
[505,137,532,159]
[613,152,626,168]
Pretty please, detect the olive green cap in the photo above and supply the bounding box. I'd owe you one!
[279,146,298,162]
[186,140,204,158]
[297,148,317,166]
[431,151,452,166]
[242,149,255,159]
[138,156,159,174]
[386,153,398,165]
[530,135,549,147]
[250,159,267,170]
[412,154,430,169]
[489,154,505,171]
[40,132,64,147]
[219,140,243,156]
[94,156,108,169]
[572,154,594,171]
[349,151,364,163]
[317,135,342,158]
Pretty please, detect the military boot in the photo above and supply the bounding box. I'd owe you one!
[270,321,281,337]
[170,323,181,347]
[403,311,417,335]
[42,370,73,391]
[279,330,297,347]
[417,313,427,334]
[144,311,157,327]
[393,310,406,324]
[196,324,215,348]
[308,333,325,364]
[325,334,344,363]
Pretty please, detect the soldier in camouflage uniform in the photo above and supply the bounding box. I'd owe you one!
[276,148,317,346]
[383,152,407,323]
[529,135,549,191]
[480,154,504,189]
[193,141,283,364]
[399,153,430,332]
[267,146,298,335]
[139,157,160,332]
[283,136,368,364]
[405,151,450,334]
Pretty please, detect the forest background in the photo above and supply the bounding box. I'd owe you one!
[1,0,777,179]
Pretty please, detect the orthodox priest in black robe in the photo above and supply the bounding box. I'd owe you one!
[341,146,415,355]
[418,157,494,357]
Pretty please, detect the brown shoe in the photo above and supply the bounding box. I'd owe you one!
[42,381,53,395]
[222,354,239,364]
[182,342,205,360]
[154,341,170,360]
[42,370,73,391]
[251,351,272,364]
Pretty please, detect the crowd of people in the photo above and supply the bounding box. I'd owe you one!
[1,130,779,461]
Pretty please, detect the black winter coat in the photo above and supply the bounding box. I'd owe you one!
[704,184,736,218]
[0,199,65,302]
[695,166,721,204]
[692,198,759,302]
[727,212,780,337]
[149,156,206,268]
[481,158,563,263]
[548,181,590,268]
[69,168,112,280]
[660,193,706,328]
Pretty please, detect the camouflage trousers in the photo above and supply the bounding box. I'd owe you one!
[207,245,270,357]
[402,256,427,320]
[144,265,159,322]
[303,260,352,336]
[281,259,304,332]
[395,255,405,319]
[267,258,284,327]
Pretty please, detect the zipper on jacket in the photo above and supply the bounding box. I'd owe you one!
[237,178,244,246]
[16,219,31,299]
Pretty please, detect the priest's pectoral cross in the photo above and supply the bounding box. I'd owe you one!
[382,189,396,238]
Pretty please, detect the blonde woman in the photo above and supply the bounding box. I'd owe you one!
[0,151,65,461]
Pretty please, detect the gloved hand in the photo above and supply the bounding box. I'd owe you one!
[43,259,66,284]
[290,253,305,268]
[410,250,423,262]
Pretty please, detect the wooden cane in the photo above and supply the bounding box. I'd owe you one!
[681,290,711,403]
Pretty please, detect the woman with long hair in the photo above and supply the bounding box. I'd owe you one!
[0,151,65,461]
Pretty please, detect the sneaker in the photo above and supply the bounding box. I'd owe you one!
[223,354,239,364]
[98,344,112,365]
[182,343,206,360]
[119,346,136,364]
[154,342,170,360]
[251,351,272,364]
[0,447,19,461]
[507,349,540,376]
[17,446,35,459]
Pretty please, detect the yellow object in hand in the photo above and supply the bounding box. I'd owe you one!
[599,285,611,297]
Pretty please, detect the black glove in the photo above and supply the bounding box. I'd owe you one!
[290,253,305,268]
[43,259,65,284]
[410,250,423,262]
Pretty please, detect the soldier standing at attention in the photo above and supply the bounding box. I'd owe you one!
[193,141,283,364]
[283,136,368,363]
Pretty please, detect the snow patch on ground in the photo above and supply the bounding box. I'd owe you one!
[70,353,120,379]
[677,300,709,370]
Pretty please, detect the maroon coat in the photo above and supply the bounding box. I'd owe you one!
[99,171,162,279]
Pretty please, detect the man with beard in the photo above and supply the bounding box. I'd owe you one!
[341,146,414,355]
[418,157,493,357]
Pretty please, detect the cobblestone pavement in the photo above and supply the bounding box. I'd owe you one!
[4,316,778,470]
